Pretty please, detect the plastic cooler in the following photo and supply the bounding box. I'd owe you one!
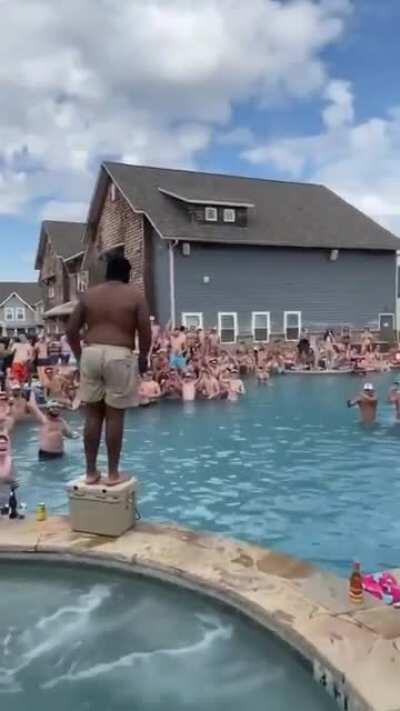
[66,477,137,537]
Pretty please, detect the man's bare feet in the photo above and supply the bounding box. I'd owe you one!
[85,471,102,485]
[103,473,130,487]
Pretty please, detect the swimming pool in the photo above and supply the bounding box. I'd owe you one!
[11,372,400,576]
[0,561,335,710]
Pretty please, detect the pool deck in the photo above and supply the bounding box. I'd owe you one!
[1,516,399,711]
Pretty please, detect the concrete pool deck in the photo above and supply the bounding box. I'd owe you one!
[0,516,399,711]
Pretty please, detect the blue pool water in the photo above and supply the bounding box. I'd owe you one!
[0,562,335,710]
[11,372,400,576]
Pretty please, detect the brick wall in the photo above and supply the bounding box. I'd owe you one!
[94,182,145,290]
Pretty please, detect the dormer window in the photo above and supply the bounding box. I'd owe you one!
[223,208,236,223]
[205,206,218,222]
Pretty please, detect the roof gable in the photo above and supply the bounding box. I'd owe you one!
[35,220,86,269]
[0,283,42,308]
[88,162,400,252]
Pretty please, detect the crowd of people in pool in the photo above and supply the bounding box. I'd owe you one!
[1,321,400,500]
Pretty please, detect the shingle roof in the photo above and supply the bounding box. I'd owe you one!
[95,162,400,251]
[42,221,86,260]
[0,282,42,307]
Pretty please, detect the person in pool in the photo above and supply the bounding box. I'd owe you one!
[29,392,78,459]
[388,380,400,421]
[347,383,378,424]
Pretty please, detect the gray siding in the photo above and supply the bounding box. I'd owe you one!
[0,294,42,332]
[150,230,170,325]
[173,243,396,335]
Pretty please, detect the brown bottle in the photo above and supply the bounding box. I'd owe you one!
[349,561,364,603]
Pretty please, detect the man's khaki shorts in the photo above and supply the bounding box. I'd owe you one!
[79,345,138,409]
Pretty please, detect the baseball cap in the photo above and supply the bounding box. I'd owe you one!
[363,383,374,391]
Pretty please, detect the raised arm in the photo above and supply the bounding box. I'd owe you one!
[136,297,152,374]
[28,390,47,425]
[66,299,86,362]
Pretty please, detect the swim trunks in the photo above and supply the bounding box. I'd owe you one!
[39,450,64,460]
[169,354,186,370]
[11,362,28,384]
[79,344,138,409]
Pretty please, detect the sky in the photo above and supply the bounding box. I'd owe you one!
[0,0,399,281]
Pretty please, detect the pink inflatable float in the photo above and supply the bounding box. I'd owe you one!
[362,572,400,605]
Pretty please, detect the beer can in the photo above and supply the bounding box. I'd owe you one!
[36,503,47,522]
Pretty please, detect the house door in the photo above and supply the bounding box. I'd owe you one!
[379,313,395,341]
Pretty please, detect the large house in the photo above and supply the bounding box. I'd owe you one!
[35,220,87,332]
[0,282,43,336]
[82,162,400,343]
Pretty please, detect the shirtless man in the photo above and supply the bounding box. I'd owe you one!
[8,383,32,422]
[170,327,187,371]
[66,256,151,486]
[138,371,161,406]
[11,335,33,385]
[35,334,49,385]
[207,327,220,357]
[30,393,77,459]
[227,369,246,402]
[388,381,400,421]
[347,383,378,424]
[0,433,15,485]
[0,433,18,512]
[181,371,196,401]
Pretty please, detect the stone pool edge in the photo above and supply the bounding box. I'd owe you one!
[1,516,399,711]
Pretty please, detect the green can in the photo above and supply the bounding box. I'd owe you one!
[36,503,47,522]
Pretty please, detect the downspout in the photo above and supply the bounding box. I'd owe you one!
[169,240,179,328]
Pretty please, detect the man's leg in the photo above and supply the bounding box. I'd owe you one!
[104,405,127,485]
[84,401,105,484]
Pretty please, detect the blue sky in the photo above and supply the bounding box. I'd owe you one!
[0,0,399,281]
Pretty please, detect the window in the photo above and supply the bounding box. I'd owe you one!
[16,307,25,321]
[182,313,203,330]
[48,284,55,299]
[218,312,238,344]
[252,312,270,342]
[223,208,236,223]
[397,266,400,298]
[77,270,89,292]
[4,307,14,321]
[205,206,218,222]
[284,311,302,341]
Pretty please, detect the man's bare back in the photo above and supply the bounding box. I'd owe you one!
[81,282,149,351]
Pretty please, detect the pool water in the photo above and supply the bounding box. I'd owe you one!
[0,562,335,710]
[11,372,400,576]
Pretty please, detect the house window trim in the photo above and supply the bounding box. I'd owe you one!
[205,206,218,222]
[223,208,236,223]
[284,311,302,341]
[218,311,238,344]
[15,307,26,322]
[252,311,271,343]
[4,307,14,322]
[182,312,204,330]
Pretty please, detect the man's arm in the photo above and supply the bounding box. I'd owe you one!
[66,300,86,362]
[136,297,152,374]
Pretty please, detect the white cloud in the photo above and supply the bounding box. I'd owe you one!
[0,0,351,219]
[40,200,88,222]
[322,79,354,129]
[243,83,400,236]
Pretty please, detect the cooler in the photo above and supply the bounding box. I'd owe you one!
[66,477,137,537]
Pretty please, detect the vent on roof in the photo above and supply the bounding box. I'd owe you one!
[205,206,218,222]
[223,208,236,223]
[110,183,117,202]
